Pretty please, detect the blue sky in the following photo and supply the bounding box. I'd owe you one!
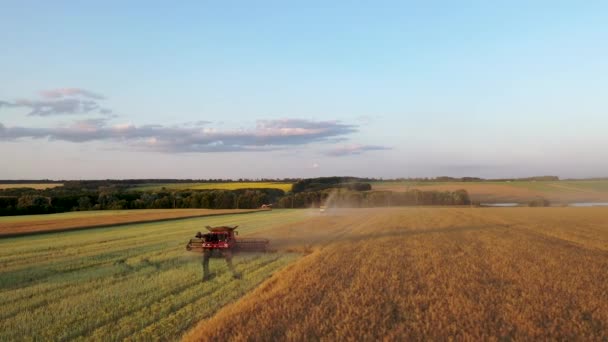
[1,1,607,179]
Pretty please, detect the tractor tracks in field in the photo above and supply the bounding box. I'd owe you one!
[458,207,608,255]
[69,255,285,341]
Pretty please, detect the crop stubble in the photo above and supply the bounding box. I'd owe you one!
[186,207,608,341]
[2,207,607,340]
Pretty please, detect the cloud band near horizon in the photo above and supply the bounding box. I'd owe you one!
[0,118,389,154]
[1,88,390,156]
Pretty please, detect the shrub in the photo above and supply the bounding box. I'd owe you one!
[528,198,551,207]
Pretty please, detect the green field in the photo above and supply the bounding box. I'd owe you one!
[0,209,252,224]
[0,209,186,224]
[135,182,293,192]
[0,210,306,341]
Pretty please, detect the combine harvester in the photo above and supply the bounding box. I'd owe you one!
[186,226,269,281]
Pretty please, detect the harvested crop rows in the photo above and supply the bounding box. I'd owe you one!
[186,207,608,341]
[3,207,608,340]
[0,210,307,341]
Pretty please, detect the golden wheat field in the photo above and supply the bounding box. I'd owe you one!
[0,183,63,190]
[185,207,608,341]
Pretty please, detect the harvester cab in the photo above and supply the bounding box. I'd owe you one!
[186,225,269,281]
[189,226,238,252]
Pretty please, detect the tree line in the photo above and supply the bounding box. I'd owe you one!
[275,189,471,208]
[0,188,286,216]
[1,175,565,188]
[0,185,472,216]
[291,177,372,193]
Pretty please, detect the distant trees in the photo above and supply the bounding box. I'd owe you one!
[17,195,51,209]
[274,189,471,208]
[528,198,551,207]
[97,192,117,209]
[291,177,372,193]
[14,195,52,214]
[77,197,92,211]
[521,176,560,181]
[0,196,45,215]
[0,197,18,215]
[0,182,471,216]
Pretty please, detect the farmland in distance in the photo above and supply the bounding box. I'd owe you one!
[372,180,608,203]
[135,182,293,192]
[0,183,63,190]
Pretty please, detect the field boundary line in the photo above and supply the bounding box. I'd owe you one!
[0,210,266,239]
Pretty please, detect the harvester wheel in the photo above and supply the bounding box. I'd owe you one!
[201,250,211,281]
[221,250,241,279]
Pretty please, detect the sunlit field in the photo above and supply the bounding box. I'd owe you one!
[3,0,607,340]
[3,207,608,340]
[186,207,608,340]
[0,210,306,341]
[0,183,63,190]
[0,209,259,236]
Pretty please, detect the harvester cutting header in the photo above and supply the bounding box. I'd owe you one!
[187,225,269,252]
[186,225,269,281]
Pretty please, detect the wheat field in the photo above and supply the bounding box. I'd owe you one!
[186,207,608,341]
[0,183,63,190]
[0,210,307,341]
[2,207,608,340]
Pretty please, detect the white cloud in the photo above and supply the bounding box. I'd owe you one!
[0,118,366,153]
[0,88,111,116]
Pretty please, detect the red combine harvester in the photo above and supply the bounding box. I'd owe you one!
[186,225,269,281]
